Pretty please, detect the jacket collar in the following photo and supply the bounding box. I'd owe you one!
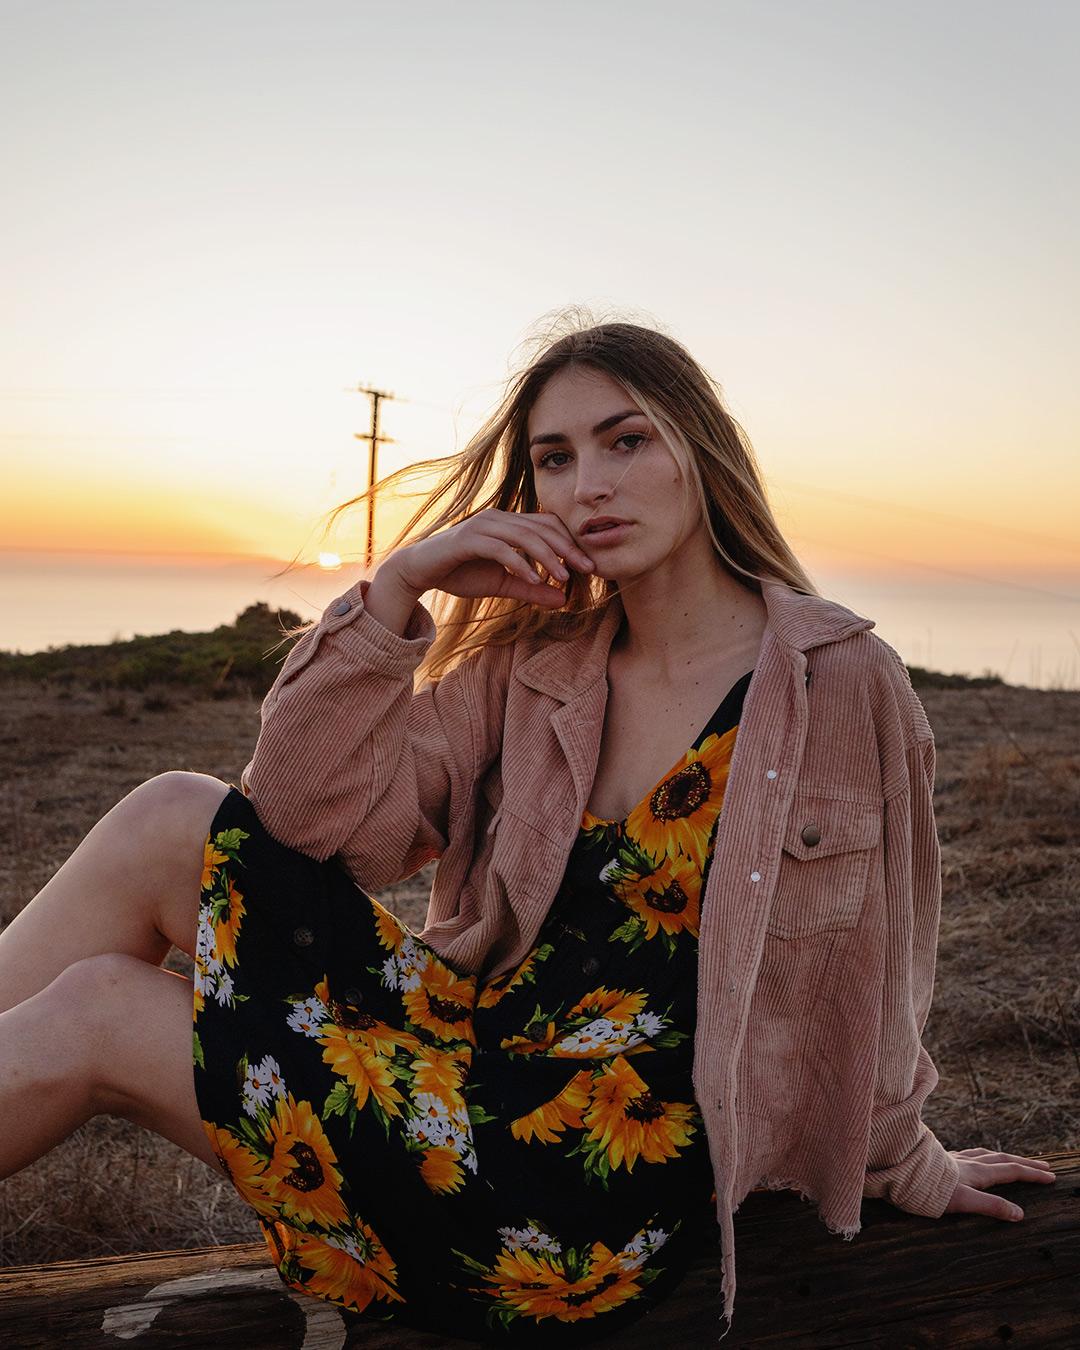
[514,578,876,700]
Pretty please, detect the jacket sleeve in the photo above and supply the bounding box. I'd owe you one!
[861,733,961,1215]
[239,576,510,893]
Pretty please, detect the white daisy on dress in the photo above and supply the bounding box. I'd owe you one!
[632,1011,665,1038]
[254,1054,286,1100]
[287,997,328,1037]
[241,1062,272,1117]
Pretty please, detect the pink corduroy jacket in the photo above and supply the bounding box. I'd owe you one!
[240,574,962,1335]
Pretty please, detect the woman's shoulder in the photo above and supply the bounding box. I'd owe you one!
[811,629,932,744]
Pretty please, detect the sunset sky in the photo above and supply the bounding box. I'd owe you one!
[2,0,1078,590]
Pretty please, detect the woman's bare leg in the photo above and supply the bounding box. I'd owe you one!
[0,952,222,1179]
[0,771,232,1013]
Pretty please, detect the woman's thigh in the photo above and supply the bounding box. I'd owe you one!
[74,951,223,1173]
[1,771,232,1013]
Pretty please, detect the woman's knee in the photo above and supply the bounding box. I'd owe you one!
[126,771,232,836]
[121,772,232,878]
[37,953,141,1108]
[53,953,191,1116]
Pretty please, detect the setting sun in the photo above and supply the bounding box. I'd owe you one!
[317,552,342,571]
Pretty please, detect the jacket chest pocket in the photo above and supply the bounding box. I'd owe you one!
[765,795,882,939]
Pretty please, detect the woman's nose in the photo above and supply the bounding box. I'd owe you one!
[573,470,615,505]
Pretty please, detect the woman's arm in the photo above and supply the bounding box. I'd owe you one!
[863,719,1057,1221]
[240,568,512,892]
[861,734,962,1215]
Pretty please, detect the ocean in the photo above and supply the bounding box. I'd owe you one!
[1,549,1078,691]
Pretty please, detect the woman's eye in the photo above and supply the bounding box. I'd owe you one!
[536,433,648,470]
[537,450,571,469]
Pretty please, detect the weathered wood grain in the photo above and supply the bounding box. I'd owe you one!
[1,1150,1076,1348]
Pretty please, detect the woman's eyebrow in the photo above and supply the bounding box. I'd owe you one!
[528,409,644,449]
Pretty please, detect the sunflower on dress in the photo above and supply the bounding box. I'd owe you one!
[572,1054,699,1182]
[606,846,704,955]
[510,1052,699,1186]
[276,1223,404,1315]
[476,941,555,1008]
[453,1218,678,1331]
[499,987,684,1059]
[624,724,737,870]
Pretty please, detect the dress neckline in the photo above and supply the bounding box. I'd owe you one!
[582,668,755,828]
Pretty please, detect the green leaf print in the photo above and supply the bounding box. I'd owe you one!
[608,914,648,953]
[614,835,659,875]
[279,1250,304,1284]
[566,1134,612,1189]
[322,1080,352,1120]
[235,1115,272,1161]
[451,1247,491,1279]
[486,1304,518,1333]
[561,1241,589,1282]
[466,1102,497,1125]
[192,1028,205,1070]
[651,1027,689,1051]
[369,1098,392,1140]
[211,827,249,859]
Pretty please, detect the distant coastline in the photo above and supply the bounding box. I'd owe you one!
[2,548,1077,690]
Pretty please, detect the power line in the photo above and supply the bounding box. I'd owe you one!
[778,478,1080,558]
[797,534,1080,604]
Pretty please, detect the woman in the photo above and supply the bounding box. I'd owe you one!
[0,318,1055,1343]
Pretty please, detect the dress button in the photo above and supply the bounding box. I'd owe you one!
[800,824,822,847]
[749,871,761,883]
[292,925,315,947]
[527,1023,548,1043]
[581,955,602,978]
[765,769,778,780]
[330,599,351,616]
[341,986,364,1006]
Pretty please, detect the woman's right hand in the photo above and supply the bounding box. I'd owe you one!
[386,508,596,609]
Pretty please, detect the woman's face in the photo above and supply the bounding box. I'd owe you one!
[526,365,702,582]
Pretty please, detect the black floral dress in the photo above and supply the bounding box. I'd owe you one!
[192,670,752,1344]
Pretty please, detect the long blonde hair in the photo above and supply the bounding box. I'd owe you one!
[280,307,819,686]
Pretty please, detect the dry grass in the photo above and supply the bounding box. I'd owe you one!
[0,676,1077,1266]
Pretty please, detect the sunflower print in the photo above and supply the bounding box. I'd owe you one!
[285,970,485,1194]
[191,669,748,1344]
[454,1219,679,1331]
[509,1053,701,1186]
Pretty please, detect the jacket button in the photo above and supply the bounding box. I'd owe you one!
[330,599,351,616]
[527,1023,549,1042]
[800,824,822,847]
[292,925,315,947]
[581,955,601,978]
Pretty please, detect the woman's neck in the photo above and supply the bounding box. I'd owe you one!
[611,541,767,681]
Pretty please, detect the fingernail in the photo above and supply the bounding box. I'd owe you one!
[1009,1208,1024,1220]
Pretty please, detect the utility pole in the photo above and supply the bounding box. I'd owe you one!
[352,385,397,567]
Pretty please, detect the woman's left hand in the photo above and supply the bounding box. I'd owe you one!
[942,1147,1057,1221]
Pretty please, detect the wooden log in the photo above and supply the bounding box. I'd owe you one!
[1,1149,1077,1347]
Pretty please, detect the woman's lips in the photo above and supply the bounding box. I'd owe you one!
[582,522,633,546]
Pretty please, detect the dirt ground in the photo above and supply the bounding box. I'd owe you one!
[0,676,1077,1265]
